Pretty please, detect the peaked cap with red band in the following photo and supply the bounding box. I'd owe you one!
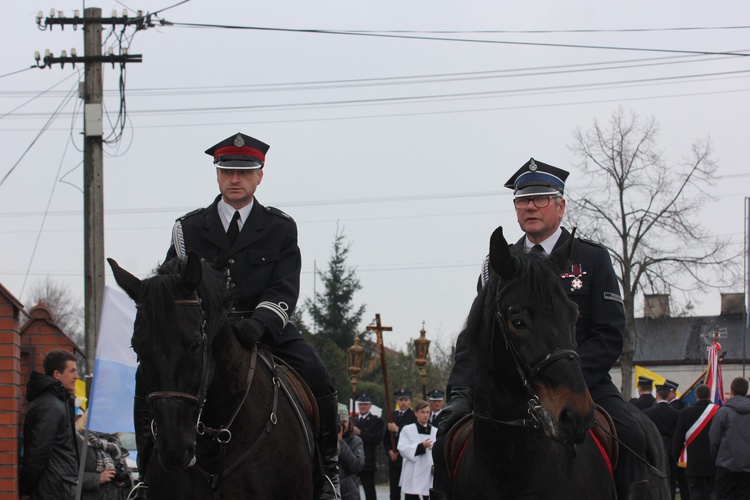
[206,132,270,169]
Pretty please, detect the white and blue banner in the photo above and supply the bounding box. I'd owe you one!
[86,286,138,433]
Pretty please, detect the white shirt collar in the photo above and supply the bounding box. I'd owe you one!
[218,198,254,232]
[524,227,562,255]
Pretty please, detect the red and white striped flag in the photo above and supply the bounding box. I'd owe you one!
[706,340,725,406]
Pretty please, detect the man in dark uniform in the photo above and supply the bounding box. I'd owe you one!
[134,132,340,500]
[673,384,718,500]
[432,158,647,500]
[353,393,384,500]
[630,376,656,410]
[384,389,417,500]
[428,389,445,426]
[645,384,682,499]
[666,379,685,410]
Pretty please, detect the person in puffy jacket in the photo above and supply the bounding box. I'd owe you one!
[709,377,750,500]
[338,404,365,500]
[20,349,79,500]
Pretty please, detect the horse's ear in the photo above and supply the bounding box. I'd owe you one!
[107,258,142,301]
[489,226,516,280]
[548,227,576,274]
[181,252,203,295]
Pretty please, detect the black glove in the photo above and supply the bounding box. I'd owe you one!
[437,387,473,438]
[233,318,267,349]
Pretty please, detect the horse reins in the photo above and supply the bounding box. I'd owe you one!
[474,282,580,430]
[140,294,283,496]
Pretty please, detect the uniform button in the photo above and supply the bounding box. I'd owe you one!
[261,257,266,262]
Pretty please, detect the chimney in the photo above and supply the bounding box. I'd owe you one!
[720,293,745,315]
[644,294,670,318]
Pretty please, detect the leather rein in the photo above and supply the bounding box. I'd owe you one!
[473,282,580,430]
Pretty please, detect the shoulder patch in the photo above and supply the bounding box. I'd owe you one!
[176,207,204,222]
[265,206,293,221]
[603,292,624,304]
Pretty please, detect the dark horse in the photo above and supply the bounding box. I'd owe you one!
[109,253,317,499]
[440,227,669,499]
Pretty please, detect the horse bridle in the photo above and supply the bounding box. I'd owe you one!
[143,295,260,446]
[474,282,580,430]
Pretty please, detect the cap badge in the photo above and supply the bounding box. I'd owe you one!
[529,159,538,172]
[233,134,245,148]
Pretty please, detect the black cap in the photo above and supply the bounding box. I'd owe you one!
[205,132,270,169]
[655,383,671,392]
[356,393,373,403]
[637,376,654,388]
[393,388,412,399]
[664,380,679,391]
[504,158,569,198]
[427,389,445,401]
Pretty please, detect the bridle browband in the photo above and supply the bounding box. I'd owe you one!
[473,281,580,430]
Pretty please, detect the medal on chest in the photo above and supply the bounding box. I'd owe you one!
[561,263,586,292]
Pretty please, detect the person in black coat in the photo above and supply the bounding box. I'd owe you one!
[134,133,339,500]
[384,389,417,500]
[673,384,718,500]
[645,384,682,500]
[433,158,647,500]
[630,376,656,410]
[353,394,384,500]
[20,349,80,500]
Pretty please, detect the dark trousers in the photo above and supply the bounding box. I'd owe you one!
[405,495,428,500]
[687,475,715,500]
[271,337,335,398]
[360,470,377,500]
[676,467,691,500]
[715,467,750,500]
[388,459,403,500]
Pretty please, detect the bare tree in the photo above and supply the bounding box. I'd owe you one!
[25,277,84,348]
[567,108,739,395]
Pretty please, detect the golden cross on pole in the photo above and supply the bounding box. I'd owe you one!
[367,313,396,453]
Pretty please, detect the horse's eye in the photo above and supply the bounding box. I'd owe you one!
[189,341,203,355]
[510,318,526,329]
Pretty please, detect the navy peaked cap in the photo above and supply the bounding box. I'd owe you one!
[504,158,569,198]
[428,389,445,400]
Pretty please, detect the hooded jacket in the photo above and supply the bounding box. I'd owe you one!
[21,371,79,499]
[709,395,750,472]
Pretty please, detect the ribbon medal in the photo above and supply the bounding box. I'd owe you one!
[561,264,586,292]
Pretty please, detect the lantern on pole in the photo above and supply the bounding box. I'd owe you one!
[347,335,365,413]
[413,322,431,400]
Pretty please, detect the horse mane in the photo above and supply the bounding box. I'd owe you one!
[134,258,232,352]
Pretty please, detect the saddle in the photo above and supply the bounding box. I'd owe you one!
[257,348,319,459]
[443,405,618,479]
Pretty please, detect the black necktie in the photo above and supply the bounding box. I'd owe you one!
[227,211,241,246]
[530,244,545,256]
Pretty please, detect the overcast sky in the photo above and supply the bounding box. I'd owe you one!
[1,0,749,354]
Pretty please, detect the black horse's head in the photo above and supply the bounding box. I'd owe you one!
[108,253,231,472]
[477,226,594,445]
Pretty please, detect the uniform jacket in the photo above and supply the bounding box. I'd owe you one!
[669,398,685,411]
[709,395,750,472]
[167,195,302,344]
[630,393,656,411]
[673,399,718,477]
[355,412,384,471]
[20,372,79,500]
[448,227,626,401]
[339,430,365,500]
[644,401,680,461]
[397,422,437,497]
[384,408,417,466]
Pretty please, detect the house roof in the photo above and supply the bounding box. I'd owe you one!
[633,313,748,364]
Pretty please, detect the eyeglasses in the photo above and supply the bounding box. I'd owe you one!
[513,196,558,209]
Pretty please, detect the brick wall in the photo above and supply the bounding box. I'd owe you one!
[0,284,23,500]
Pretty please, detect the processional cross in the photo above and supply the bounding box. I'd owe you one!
[367,314,396,453]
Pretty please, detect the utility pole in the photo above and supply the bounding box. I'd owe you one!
[36,8,143,372]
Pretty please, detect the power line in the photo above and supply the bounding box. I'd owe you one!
[163,21,750,57]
